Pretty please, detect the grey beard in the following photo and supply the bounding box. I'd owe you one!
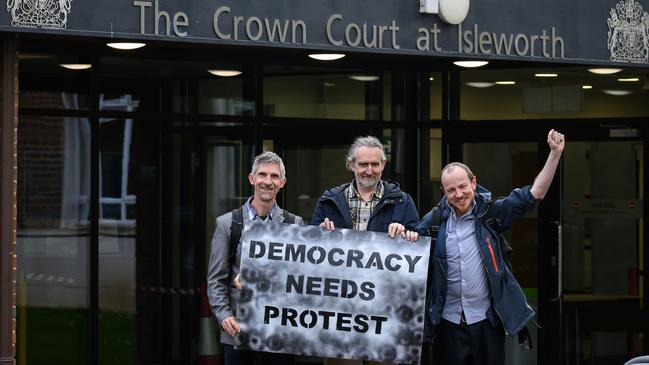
[357,177,379,189]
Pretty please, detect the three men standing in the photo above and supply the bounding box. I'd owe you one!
[207,129,566,365]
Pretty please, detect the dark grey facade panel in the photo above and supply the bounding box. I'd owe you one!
[0,0,648,66]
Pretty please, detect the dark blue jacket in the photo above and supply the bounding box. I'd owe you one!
[310,180,420,232]
[417,184,538,336]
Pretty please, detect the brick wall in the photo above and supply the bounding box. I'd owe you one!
[17,92,66,229]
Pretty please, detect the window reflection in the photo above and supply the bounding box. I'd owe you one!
[19,53,91,111]
[98,58,250,116]
[429,73,442,120]
[461,67,649,120]
[264,66,389,120]
[204,138,255,254]
[20,91,89,110]
[196,77,253,115]
[98,117,150,364]
[99,118,136,223]
[17,115,90,365]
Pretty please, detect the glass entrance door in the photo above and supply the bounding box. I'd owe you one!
[560,140,645,365]
[452,124,647,365]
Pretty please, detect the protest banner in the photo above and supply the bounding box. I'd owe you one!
[236,222,431,364]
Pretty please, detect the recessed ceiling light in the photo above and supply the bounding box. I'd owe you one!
[582,85,593,89]
[308,53,345,61]
[588,68,622,75]
[535,73,558,77]
[349,75,380,81]
[453,60,489,68]
[208,70,242,77]
[106,42,146,50]
[618,77,640,82]
[495,81,516,85]
[60,64,92,70]
[465,82,495,88]
[602,89,632,96]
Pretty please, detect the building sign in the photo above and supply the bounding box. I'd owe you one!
[237,222,431,363]
[567,199,643,219]
[1,0,648,66]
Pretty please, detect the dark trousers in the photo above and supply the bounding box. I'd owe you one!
[223,344,295,365]
[433,318,505,365]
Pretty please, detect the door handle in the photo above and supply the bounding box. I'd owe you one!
[550,221,562,302]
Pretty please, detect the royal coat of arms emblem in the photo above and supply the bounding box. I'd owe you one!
[607,0,649,63]
[7,0,72,29]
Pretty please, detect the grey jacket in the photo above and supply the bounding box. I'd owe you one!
[206,204,303,345]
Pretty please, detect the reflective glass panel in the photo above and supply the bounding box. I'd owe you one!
[561,141,644,364]
[19,53,91,110]
[264,66,389,120]
[430,73,442,120]
[461,67,649,120]
[98,117,161,364]
[99,58,251,115]
[17,115,91,365]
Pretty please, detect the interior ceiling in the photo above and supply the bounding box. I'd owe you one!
[16,36,649,91]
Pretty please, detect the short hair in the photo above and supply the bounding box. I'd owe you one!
[250,151,286,179]
[345,136,387,170]
[441,162,474,182]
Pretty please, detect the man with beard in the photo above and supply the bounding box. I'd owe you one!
[310,135,419,365]
[208,151,303,365]
[415,129,565,365]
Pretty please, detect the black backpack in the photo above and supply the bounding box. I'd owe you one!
[424,204,533,350]
[228,207,296,265]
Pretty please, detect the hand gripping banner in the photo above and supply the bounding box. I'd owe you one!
[236,222,431,363]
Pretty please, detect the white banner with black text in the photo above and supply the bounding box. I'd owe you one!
[236,222,431,363]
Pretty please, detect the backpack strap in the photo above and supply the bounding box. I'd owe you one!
[283,210,296,224]
[229,207,244,266]
[230,208,295,265]
[428,206,442,237]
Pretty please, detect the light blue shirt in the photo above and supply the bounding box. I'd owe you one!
[442,201,491,325]
[245,197,278,222]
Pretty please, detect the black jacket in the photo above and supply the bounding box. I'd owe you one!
[310,180,419,232]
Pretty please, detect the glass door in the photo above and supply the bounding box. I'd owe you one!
[448,122,647,365]
[560,140,645,365]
